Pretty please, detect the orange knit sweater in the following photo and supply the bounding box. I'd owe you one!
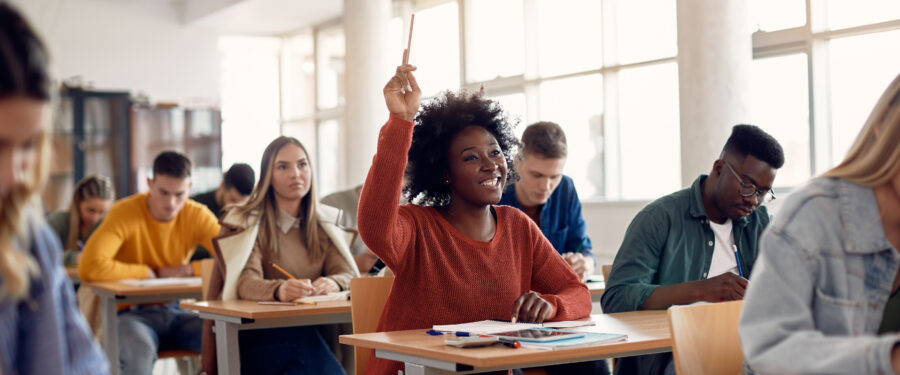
[358,114,592,375]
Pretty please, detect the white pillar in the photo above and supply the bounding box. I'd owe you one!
[676,0,751,187]
[343,0,392,188]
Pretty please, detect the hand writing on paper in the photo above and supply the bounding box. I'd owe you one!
[511,291,554,324]
[383,50,421,122]
[563,252,594,281]
[311,277,340,295]
[276,278,317,301]
[694,272,748,302]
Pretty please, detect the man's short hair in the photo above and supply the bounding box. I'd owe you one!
[152,151,192,179]
[521,121,567,159]
[722,124,785,169]
[223,163,255,196]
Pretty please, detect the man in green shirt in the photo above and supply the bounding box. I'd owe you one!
[601,124,784,375]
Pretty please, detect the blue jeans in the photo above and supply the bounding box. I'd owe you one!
[117,304,202,375]
[239,326,345,375]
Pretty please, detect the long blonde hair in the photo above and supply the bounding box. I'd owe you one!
[824,73,900,186]
[64,175,115,250]
[0,2,52,300]
[231,136,325,261]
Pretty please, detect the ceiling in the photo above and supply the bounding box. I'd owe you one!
[180,0,343,35]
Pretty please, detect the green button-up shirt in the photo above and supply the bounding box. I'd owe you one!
[601,174,770,314]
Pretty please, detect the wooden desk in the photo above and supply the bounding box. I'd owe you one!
[180,299,352,375]
[86,281,202,375]
[587,281,605,302]
[340,311,670,374]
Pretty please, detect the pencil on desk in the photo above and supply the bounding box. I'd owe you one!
[293,299,316,306]
[272,263,297,280]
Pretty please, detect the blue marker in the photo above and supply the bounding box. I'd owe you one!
[455,331,471,337]
[732,244,745,278]
[425,330,444,336]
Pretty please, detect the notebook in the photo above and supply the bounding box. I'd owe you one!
[294,290,350,304]
[432,319,596,334]
[518,330,628,349]
[120,277,201,287]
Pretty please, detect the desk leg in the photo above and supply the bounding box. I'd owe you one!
[214,320,240,375]
[404,363,446,375]
[100,295,119,375]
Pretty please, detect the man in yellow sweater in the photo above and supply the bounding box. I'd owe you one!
[79,151,220,375]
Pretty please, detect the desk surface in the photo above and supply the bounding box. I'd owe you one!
[84,281,202,297]
[340,310,669,369]
[180,299,352,320]
[587,281,605,295]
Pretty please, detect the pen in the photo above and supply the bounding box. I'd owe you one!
[258,301,295,306]
[272,263,297,280]
[498,339,521,349]
[573,238,587,253]
[455,331,471,337]
[425,330,444,336]
[732,244,745,278]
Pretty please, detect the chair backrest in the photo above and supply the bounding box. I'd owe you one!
[200,258,215,300]
[601,264,612,282]
[668,300,744,375]
[350,276,394,375]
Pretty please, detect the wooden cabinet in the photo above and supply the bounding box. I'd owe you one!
[42,88,222,212]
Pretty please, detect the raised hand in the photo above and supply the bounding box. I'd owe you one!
[383,49,421,122]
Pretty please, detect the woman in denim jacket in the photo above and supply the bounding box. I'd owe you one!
[0,3,109,374]
[739,73,900,374]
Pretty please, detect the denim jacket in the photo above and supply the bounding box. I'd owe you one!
[740,177,900,375]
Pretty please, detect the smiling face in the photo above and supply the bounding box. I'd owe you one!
[0,97,44,199]
[270,143,312,203]
[711,154,777,221]
[445,125,508,208]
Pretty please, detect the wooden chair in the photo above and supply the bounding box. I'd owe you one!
[668,301,744,375]
[200,258,214,300]
[349,276,394,375]
[157,259,214,375]
[601,264,612,283]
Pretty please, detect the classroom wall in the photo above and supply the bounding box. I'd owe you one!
[11,0,221,104]
[582,200,647,267]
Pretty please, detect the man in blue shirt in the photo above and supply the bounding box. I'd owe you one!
[499,121,594,280]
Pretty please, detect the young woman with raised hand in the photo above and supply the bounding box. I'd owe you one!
[357,56,592,374]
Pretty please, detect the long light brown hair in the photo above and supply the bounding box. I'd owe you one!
[231,136,325,260]
[64,175,115,250]
[824,73,900,186]
[0,2,51,300]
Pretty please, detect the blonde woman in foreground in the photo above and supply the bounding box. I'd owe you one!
[0,2,108,374]
[739,73,900,374]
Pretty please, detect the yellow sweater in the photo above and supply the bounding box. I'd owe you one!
[78,193,220,281]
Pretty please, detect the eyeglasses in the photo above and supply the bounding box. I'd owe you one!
[721,160,775,204]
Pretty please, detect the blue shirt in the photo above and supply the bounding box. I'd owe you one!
[499,175,593,259]
[0,211,109,375]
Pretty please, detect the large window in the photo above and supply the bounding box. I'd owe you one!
[467,0,680,201]
[751,2,900,182]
